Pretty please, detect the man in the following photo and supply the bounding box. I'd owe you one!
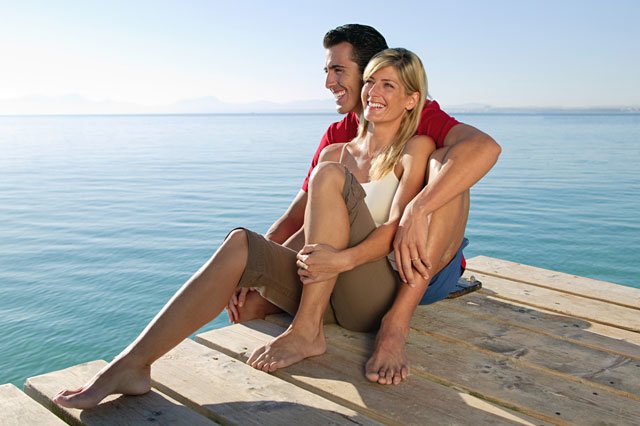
[228,24,500,385]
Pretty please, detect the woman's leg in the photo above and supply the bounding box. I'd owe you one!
[54,229,252,409]
[247,162,351,372]
[365,147,470,385]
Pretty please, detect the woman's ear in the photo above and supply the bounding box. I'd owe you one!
[405,91,419,111]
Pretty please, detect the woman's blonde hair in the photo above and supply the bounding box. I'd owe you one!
[357,48,428,180]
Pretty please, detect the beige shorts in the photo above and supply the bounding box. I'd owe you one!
[232,168,400,332]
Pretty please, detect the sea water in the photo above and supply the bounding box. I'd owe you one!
[1,113,638,387]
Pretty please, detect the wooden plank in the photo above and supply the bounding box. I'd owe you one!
[467,256,640,310]
[467,271,640,332]
[334,325,640,425]
[440,292,640,359]
[262,315,640,426]
[152,338,381,426]
[197,321,549,426]
[24,360,216,426]
[0,383,67,426]
[412,302,640,398]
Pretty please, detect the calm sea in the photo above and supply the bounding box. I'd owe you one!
[1,113,638,387]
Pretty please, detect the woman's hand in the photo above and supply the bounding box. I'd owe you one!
[296,243,349,285]
[225,287,255,323]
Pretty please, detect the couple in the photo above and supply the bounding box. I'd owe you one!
[54,24,500,409]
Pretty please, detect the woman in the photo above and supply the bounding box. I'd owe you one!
[54,47,434,409]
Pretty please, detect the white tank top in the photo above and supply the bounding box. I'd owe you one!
[339,143,400,226]
[361,172,400,226]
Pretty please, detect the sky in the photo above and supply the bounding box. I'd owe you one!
[1,0,639,108]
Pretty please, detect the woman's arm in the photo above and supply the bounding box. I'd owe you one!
[297,136,435,283]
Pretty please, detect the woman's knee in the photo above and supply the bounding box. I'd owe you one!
[308,162,346,193]
[222,228,249,254]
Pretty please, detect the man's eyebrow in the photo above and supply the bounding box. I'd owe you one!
[325,64,345,71]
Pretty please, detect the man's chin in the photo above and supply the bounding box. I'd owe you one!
[335,103,351,115]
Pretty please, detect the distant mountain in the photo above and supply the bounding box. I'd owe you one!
[0,95,338,115]
[0,94,637,115]
[0,94,147,115]
[160,96,337,113]
[445,103,640,114]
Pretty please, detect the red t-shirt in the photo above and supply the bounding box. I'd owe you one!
[301,100,459,192]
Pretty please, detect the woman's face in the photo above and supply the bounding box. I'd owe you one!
[361,65,416,124]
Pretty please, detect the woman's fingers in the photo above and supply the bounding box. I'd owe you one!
[409,247,428,279]
[226,302,238,323]
[400,246,416,287]
[411,257,429,280]
[237,287,250,307]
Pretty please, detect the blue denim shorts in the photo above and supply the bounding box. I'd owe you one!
[419,238,469,305]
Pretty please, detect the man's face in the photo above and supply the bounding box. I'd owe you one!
[324,42,363,115]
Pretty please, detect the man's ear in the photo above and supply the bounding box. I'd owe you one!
[406,92,419,111]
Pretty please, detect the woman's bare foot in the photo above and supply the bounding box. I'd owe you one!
[365,324,409,385]
[53,357,151,409]
[247,325,326,372]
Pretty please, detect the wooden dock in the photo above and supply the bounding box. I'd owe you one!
[3,256,639,425]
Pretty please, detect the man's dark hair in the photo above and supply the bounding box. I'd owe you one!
[323,24,388,74]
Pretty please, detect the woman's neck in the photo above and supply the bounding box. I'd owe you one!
[361,120,401,156]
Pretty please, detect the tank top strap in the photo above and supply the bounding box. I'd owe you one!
[338,143,349,165]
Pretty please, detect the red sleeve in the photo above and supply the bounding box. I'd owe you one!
[301,113,359,192]
[415,100,459,148]
[301,129,332,192]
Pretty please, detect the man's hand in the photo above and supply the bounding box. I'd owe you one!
[393,200,432,287]
[226,287,255,323]
[296,243,349,285]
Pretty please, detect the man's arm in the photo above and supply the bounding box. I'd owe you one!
[416,123,500,214]
[265,190,307,245]
[394,123,500,281]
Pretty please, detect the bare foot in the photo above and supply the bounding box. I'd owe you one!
[53,358,151,409]
[365,325,409,385]
[247,325,326,372]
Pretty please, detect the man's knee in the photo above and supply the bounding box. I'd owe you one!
[426,147,450,183]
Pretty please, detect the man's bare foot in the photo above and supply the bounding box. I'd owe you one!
[53,358,151,409]
[365,324,409,385]
[247,325,326,372]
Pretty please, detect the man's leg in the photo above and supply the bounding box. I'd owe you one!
[54,229,253,408]
[366,146,470,384]
[247,163,351,372]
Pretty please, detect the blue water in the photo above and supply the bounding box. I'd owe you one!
[1,113,638,387]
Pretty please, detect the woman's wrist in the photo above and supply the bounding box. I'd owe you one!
[340,247,357,272]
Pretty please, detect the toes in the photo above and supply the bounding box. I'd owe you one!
[365,370,380,382]
[54,392,84,408]
[53,388,85,406]
[365,361,380,382]
[55,388,82,398]
[401,366,409,380]
[384,368,395,385]
[247,346,266,366]
[377,368,388,385]
[392,371,402,385]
